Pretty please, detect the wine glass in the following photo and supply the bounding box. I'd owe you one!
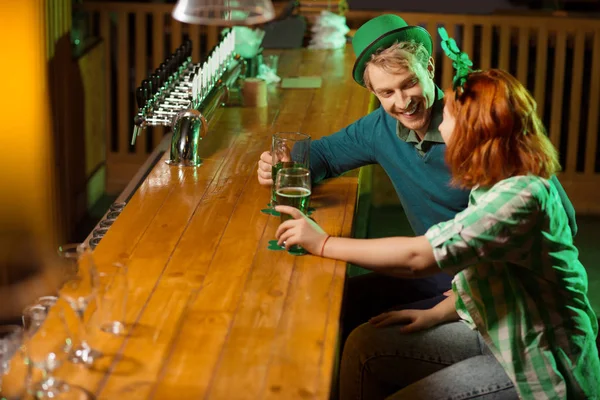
[0,325,24,397]
[23,303,73,398]
[274,167,312,253]
[22,304,47,338]
[36,295,58,312]
[57,243,101,365]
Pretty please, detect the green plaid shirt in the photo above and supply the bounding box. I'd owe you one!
[425,175,599,399]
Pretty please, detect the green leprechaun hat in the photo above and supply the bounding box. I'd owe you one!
[352,14,433,86]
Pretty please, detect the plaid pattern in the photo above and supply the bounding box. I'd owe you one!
[425,175,600,399]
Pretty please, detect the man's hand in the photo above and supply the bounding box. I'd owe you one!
[368,309,440,333]
[275,206,329,255]
[257,151,274,186]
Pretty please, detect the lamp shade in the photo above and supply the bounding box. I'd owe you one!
[172,0,275,26]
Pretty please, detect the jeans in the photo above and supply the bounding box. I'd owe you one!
[339,320,518,400]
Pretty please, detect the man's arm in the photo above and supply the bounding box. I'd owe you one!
[549,175,578,236]
[310,107,384,183]
[257,107,383,186]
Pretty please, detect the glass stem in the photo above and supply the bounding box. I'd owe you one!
[42,365,53,383]
[75,308,89,348]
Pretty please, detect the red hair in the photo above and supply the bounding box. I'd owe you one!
[444,69,560,189]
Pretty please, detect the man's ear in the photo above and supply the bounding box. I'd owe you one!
[364,65,374,93]
[427,57,435,79]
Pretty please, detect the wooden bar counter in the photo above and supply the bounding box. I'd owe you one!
[54,46,371,399]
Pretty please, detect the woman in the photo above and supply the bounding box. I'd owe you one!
[275,68,600,399]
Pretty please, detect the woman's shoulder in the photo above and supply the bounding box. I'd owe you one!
[476,175,551,207]
[491,175,550,193]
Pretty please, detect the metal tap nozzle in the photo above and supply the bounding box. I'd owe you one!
[166,109,208,167]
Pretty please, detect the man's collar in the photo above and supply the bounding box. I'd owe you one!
[396,87,445,143]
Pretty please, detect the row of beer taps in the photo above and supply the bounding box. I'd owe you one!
[131,30,237,146]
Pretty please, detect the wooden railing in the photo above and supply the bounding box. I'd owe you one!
[79,3,600,214]
[298,0,347,20]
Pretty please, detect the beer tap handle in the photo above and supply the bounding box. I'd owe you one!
[146,75,155,105]
[142,79,152,99]
[167,56,176,77]
[184,40,192,60]
[176,48,184,67]
[192,74,198,103]
[135,86,146,109]
[171,55,178,77]
[160,62,169,82]
[173,54,181,73]
[155,69,164,90]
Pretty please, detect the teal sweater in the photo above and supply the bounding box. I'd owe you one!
[311,102,469,236]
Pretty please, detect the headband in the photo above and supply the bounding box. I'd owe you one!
[438,27,474,93]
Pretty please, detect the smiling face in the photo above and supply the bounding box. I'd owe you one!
[367,57,436,135]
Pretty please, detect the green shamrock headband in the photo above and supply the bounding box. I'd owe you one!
[438,27,475,93]
[437,30,532,135]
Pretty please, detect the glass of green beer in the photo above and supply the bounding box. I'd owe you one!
[274,167,311,253]
[271,132,311,207]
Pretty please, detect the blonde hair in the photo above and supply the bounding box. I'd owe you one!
[363,41,430,90]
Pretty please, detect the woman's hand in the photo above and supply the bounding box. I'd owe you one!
[275,206,329,255]
[369,293,459,333]
[369,309,441,334]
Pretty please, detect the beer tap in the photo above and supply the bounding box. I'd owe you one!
[191,73,198,108]
[132,78,171,145]
[132,87,146,145]
[202,63,208,99]
[132,37,243,165]
[200,69,206,103]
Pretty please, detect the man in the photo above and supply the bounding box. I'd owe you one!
[256,14,577,339]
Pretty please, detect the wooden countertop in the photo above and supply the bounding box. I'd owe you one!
[44,46,372,399]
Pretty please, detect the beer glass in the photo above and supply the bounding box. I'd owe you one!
[0,325,24,398]
[24,304,74,398]
[274,167,311,253]
[270,132,310,207]
[57,243,101,365]
[97,262,128,336]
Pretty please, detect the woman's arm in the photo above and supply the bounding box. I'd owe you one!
[275,205,440,278]
[323,235,439,278]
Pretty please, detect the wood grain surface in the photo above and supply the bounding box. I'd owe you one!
[51,46,371,399]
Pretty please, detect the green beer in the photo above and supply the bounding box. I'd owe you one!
[275,187,311,223]
[273,166,311,254]
[276,186,311,253]
[271,161,303,205]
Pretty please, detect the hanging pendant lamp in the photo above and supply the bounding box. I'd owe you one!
[172,0,275,26]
